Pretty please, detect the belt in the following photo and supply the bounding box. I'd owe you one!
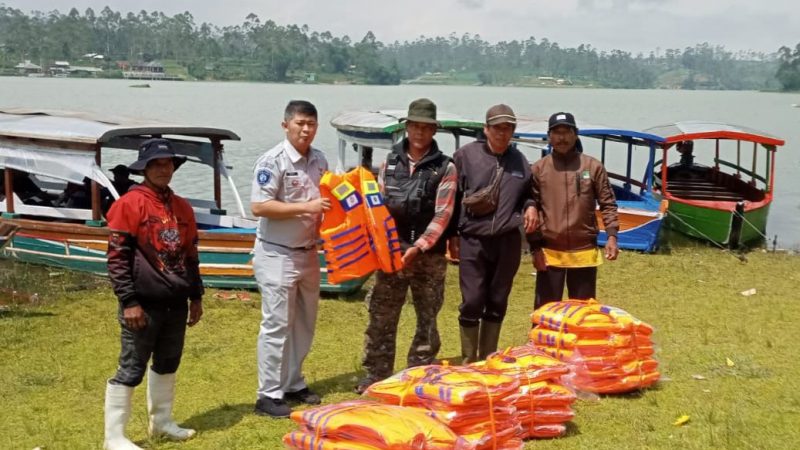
[261,240,317,251]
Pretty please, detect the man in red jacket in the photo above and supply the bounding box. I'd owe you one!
[103,138,203,450]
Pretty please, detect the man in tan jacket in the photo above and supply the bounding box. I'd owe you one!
[528,112,619,309]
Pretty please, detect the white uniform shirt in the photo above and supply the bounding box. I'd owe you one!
[250,139,328,248]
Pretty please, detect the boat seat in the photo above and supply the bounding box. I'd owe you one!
[670,191,744,202]
[666,179,719,187]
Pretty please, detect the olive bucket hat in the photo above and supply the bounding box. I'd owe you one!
[127,138,187,174]
[400,98,439,125]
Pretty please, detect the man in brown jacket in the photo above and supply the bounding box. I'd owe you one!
[529,112,619,309]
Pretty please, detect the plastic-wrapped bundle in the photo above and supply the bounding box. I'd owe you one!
[366,365,523,450]
[476,345,577,440]
[412,404,517,430]
[366,365,519,407]
[570,369,661,394]
[538,344,655,361]
[532,300,654,335]
[283,431,381,450]
[481,344,570,382]
[531,328,653,350]
[285,399,471,450]
[523,424,568,439]
[531,300,660,394]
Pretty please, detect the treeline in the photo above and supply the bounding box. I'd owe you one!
[776,44,800,91]
[0,5,791,90]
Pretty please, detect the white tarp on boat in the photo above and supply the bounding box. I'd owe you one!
[0,142,114,194]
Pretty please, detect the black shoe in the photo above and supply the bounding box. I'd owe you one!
[254,397,292,418]
[284,387,321,405]
[353,377,377,395]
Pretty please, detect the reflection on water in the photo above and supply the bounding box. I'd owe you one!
[0,77,797,247]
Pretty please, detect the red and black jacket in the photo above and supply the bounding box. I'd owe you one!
[107,185,203,309]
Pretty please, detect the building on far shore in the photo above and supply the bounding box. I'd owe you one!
[120,60,183,80]
[14,60,43,76]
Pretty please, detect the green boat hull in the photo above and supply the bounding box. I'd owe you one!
[2,235,368,294]
[666,201,769,246]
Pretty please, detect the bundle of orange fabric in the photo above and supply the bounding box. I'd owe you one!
[319,167,403,284]
[530,300,660,394]
[477,345,577,439]
[365,365,523,450]
[283,399,473,449]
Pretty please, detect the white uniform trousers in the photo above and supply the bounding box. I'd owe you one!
[254,241,320,400]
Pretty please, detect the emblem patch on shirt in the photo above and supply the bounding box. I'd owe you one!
[257,169,272,186]
[581,170,590,180]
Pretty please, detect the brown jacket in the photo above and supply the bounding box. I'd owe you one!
[528,150,618,252]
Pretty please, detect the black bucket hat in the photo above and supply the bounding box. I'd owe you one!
[128,138,187,174]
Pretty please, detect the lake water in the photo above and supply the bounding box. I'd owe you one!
[1,77,798,248]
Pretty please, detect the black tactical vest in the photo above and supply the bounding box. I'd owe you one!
[383,141,451,254]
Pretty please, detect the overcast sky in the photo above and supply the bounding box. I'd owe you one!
[3,0,797,55]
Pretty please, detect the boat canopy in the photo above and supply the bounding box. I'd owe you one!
[514,117,666,146]
[0,108,240,149]
[0,108,246,214]
[330,110,483,134]
[330,110,483,171]
[330,110,483,148]
[0,142,112,186]
[642,121,784,147]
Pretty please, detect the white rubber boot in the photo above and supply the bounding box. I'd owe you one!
[103,382,142,450]
[147,369,196,441]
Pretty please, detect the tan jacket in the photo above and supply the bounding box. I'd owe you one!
[529,150,618,252]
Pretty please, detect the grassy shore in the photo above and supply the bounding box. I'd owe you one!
[1,244,799,450]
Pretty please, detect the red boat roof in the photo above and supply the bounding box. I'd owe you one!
[643,121,785,147]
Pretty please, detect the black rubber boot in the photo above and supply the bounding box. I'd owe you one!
[478,320,502,360]
[460,325,480,365]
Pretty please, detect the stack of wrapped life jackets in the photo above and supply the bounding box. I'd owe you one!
[529,299,660,394]
[474,345,577,439]
[319,167,403,284]
[282,399,474,450]
[365,364,524,450]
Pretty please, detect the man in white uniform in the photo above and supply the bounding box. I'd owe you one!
[250,100,331,418]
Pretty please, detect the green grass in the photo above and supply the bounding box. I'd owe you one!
[1,245,799,449]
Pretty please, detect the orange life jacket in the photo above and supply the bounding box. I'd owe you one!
[357,167,403,273]
[319,167,403,285]
[319,170,379,284]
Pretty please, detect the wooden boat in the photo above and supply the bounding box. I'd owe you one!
[0,222,18,250]
[513,118,667,252]
[329,109,483,169]
[0,108,364,293]
[643,121,785,248]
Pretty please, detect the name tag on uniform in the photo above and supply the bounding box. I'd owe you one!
[511,171,524,178]
[286,171,299,176]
